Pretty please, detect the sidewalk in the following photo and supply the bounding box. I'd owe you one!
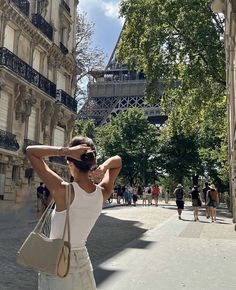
[94,204,236,290]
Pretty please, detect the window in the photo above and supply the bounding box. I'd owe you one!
[12,165,20,182]
[0,91,9,131]
[32,48,41,72]
[57,71,66,91]
[28,107,37,140]
[53,126,65,146]
[4,25,15,52]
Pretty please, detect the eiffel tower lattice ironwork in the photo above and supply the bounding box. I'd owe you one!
[78,32,167,126]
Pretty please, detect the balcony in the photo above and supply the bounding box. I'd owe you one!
[59,42,69,55]
[0,47,56,98]
[32,14,53,41]
[0,129,19,151]
[11,0,30,16]
[61,0,70,14]
[56,89,77,112]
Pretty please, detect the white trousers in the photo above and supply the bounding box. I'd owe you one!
[38,248,97,290]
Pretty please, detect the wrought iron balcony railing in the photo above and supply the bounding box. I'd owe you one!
[0,129,19,151]
[32,14,53,41]
[11,0,30,16]
[56,89,77,112]
[49,156,67,165]
[0,47,56,98]
[59,42,69,55]
[61,0,70,14]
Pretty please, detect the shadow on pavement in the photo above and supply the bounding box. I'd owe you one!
[88,212,154,287]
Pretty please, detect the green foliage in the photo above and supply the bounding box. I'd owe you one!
[119,0,225,102]
[73,119,96,140]
[96,108,160,186]
[118,0,228,191]
[158,131,201,183]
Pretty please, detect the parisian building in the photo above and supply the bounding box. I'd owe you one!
[224,0,236,222]
[0,0,78,204]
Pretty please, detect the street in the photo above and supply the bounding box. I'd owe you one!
[0,200,235,290]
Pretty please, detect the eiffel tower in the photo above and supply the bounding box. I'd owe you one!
[78,32,167,126]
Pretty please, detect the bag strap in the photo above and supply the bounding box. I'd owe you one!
[62,183,71,244]
[33,198,55,233]
[33,183,71,244]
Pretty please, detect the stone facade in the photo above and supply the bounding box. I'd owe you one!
[0,0,78,203]
[215,0,236,221]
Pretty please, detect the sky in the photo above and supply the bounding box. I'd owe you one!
[79,0,124,65]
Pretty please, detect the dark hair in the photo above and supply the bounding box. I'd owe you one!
[67,136,97,173]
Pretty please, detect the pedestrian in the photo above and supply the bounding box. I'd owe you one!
[41,185,51,210]
[152,184,160,206]
[202,182,211,218]
[189,185,201,221]
[137,185,143,200]
[165,188,169,204]
[116,184,123,204]
[36,182,44,212]
[127,186,133,205]
[142,187,149,206]
[132,186,138,206]
[207,184,219,222]
[26,135,122,290]
[146,186,153,205]
[174,184,185,220]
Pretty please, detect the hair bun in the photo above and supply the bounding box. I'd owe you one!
[81,151,96,163]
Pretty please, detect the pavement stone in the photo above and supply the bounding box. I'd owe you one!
[94,203,236,290]
[0,199,235,290]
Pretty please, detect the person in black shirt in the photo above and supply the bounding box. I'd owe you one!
[42,186,51,209]
[174,184,185,220]
[190,185,201,221]
[202,182,211,218]
[36,182,44,212]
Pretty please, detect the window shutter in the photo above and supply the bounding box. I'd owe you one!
[0,91,9,130]
[53,126,65,146]
[28,107,37,140]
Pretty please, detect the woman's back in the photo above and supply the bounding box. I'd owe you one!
[50,182,103,249]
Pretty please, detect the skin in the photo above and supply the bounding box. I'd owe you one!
[26,144,122,212]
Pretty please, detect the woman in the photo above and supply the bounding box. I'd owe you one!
[190,185,201,221]
[207,185,219,222]
[26,135,122,290]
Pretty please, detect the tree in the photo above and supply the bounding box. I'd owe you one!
[118,0,228,189]
[119,0,225,102]
[75,12,105,107]
[96,108,160,186]
[73,118,96,140]
[158,131,201,183]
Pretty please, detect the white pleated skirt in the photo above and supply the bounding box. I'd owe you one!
[38,248,96,290]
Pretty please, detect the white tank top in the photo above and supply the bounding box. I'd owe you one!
[50,182,104,249]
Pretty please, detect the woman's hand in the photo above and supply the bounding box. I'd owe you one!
[67,144,91,161]
[90,165,107,183]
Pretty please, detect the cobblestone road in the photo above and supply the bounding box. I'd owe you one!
[0,200,175,290]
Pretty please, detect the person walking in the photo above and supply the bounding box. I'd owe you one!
[152,184,160,206]
[207,185,219,222]
[36,182,44,212]
[174,184,185,220]
[190,185,201,221]
[26,135,122,290]
[142,186,149,206]
[165,188,170,204]
[202,182,211,218]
